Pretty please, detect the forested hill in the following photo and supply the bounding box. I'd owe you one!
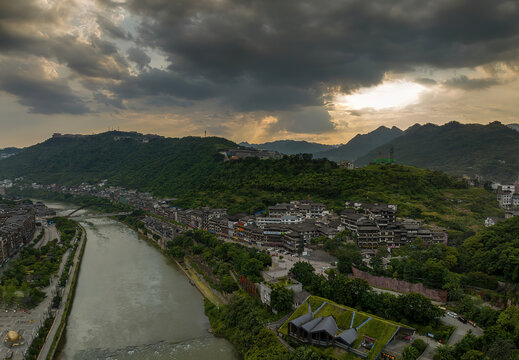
[357,121,519,182]
[0,132,236,190]
[0,147,21,159]
[461,216,519,282]
[240,140,336,155]
[1,131,502,231]
[315,126,403,162]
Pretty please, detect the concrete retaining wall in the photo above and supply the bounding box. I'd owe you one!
[351,268,447,302]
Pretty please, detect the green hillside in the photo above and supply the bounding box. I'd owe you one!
[0,132,502,231]
[0,132,235,192]
[461,216,519,282]
[357,121,519,182]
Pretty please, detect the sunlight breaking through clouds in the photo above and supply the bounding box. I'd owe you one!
[337,81,430,110]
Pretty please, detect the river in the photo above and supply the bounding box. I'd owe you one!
[40,200,238,360]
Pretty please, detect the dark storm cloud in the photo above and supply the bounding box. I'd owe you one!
[113,69,217,100]
[50,35,129,80]
[127,47,151,70]
[97,15,132,40]
[0,0,64,52]
[444,75,501,90]
[3,0,519,123]
[272,107,336,134]
[0,60,89,114]
[112,0,519,113]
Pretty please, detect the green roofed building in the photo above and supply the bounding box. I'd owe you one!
[279,296,415,360]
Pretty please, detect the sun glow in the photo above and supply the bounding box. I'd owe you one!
[337,80,429,110]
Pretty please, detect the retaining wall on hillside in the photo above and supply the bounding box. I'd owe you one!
[351,268,448,303]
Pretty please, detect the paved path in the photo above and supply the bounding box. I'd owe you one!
[37,230,85,360]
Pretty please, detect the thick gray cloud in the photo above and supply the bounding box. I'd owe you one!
[0,59,89,114]
[444,75,501,90]
[107,0,519,113]
[97,15,132,40]
[49,35,129,80]
[113,69,216,100]
[127,47,151,70]
[272,107,335,134]
[2,0,519,125]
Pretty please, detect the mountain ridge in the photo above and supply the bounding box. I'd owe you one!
[357,121,519,182]
[314,125,403,161]
[240,140,337,155]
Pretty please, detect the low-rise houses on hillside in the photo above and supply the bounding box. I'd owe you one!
[341,202,448,250]
[10,179,450,253]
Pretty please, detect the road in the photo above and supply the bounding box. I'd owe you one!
[416,315,483,360]
[442,314,483,345]
[35,224,59,249]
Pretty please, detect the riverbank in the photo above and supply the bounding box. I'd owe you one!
[37,223,87,360]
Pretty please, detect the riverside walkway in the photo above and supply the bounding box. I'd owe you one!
[37,228,86,360]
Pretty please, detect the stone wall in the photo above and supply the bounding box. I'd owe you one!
[351,268,448,303]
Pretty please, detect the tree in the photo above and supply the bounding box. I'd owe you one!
[422,259,447,288]
[460,350,485,360]
[402,345,420,360]
[290,347,324,360]
[290,262,316,286]
[337,244,362,274]
[370,255,384,276]
[270,287,294,313]
[242,258,264,280]
[220,275,238,293]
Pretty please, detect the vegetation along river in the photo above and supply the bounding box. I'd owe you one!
[41,200,238,360]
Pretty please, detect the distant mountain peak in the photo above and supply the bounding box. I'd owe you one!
[241,140,337,155]
[314,126,403,162]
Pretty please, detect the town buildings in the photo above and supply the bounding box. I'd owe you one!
[0,204,36,262]
[341,202,448,250]
[10,179,450,254]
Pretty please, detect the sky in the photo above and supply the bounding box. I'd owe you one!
[1,0,519,147]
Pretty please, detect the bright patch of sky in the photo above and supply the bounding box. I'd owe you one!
[337,80,429,110]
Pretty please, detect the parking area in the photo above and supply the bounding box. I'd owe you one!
[265,248,337,277]
[442,314,483,345]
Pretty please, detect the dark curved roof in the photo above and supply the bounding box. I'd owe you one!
[336,328,358,345]
[311,316,339,337]
[289,312,313,327]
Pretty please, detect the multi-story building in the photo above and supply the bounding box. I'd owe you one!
[340,202,447,250]
[0,209,36,262]
[268,201,328,219]
[497,190,513,208]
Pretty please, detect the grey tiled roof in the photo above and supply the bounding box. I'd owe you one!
[309,316,339,337]
[336,328,358,345]
[289,312,313,327]
[302,317,323,332]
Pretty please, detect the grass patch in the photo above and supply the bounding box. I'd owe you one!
[184,262,223,306]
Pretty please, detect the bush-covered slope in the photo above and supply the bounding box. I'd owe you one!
[461,217,519,282]
[0,132,235,194]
